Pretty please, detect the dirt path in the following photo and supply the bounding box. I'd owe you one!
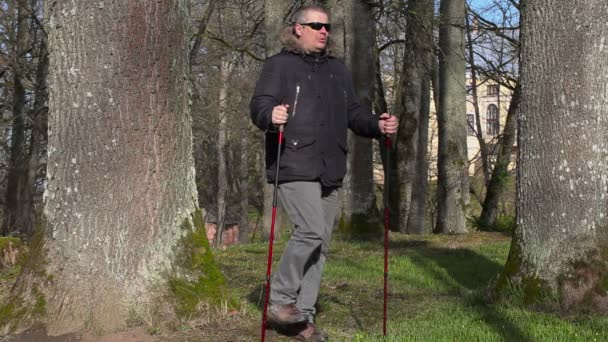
[4,328,159,342]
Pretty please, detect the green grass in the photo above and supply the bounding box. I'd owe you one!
[214,232,608,341]
[2,232,606,341]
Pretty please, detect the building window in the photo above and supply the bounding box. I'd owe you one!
[487,84,499,96]
[467,114,476,136]
[486,104,499,135]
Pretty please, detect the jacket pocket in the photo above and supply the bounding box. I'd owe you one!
[280,136,318,178]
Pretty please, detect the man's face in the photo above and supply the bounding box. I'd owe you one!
[295,11,330,53]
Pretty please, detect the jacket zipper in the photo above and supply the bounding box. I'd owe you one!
[292,83,301,118]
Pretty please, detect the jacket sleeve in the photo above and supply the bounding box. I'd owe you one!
[345,71,382,138]
[250,57,284,132]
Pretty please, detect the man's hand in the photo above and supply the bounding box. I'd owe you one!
[272,104,290,126]
[379,113,398,135]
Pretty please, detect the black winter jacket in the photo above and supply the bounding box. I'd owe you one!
[250,49,382,187]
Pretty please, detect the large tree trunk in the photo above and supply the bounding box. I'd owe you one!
[435,0,468,234]
[499,0,608,311]
[9,0,226,335]
[393,0,433,234]
[479,83,520,228]
[3,1,31,236]
[339,0,380,238]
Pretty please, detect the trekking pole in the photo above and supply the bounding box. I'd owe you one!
[261,86,300,342]
[383,134,392,337]
[260,124,283,342]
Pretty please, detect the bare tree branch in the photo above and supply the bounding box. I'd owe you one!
[378,39,405,52]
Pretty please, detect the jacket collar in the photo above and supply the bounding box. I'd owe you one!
[282,48,331,66]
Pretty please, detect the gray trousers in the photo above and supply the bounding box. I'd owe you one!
[270,181,339,322]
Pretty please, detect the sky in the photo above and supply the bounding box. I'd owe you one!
[468,0,519,24]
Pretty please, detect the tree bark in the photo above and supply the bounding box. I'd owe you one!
[337,0,380,238]
[322,0,345,60]
[392,0,433,234]
[10,0,225,334]
[435,0,468,234]
[500,0,608,311]
[406,70,430,234]
[263,0,292,57]
[3,0,31,236]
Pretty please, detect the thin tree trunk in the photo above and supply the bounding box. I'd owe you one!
[215,58,233,247]
[22,32,49,238]
[264,0,292,57]
[407,14,433,234]
[406,72,430,234]
[338,0,380,238]
[189,0,216,66]
[465,9,490,185]
[435,0,468,234]
[405,0,434,235]
[479,83,520,228]
[393,0,433,234]
[239,124,250,243]
[260,0,292,242]
[322,0,345,60]
[373,49,388,116]
[499,0,608,310]
[374,46,396,231]
[3,0,30,236]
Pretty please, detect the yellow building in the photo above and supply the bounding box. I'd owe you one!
[465,80,514,176]
[428,79,514,177]
[373,77,515,184]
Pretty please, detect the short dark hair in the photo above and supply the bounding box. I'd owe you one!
[293,5,329,24]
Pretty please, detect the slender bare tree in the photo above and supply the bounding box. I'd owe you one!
[3,0,31,235]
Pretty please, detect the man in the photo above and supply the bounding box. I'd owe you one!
[250,5,398,341]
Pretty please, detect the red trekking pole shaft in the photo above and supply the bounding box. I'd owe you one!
[261,125,283,342]
[261,88,299,341]
[383,135,391,337]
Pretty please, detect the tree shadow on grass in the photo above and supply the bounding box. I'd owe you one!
[392,239,532,342]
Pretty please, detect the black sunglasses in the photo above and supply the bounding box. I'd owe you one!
[299,22,331,32]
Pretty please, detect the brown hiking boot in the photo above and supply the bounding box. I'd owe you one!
[293,322,328,342]
[267,303,307,325]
